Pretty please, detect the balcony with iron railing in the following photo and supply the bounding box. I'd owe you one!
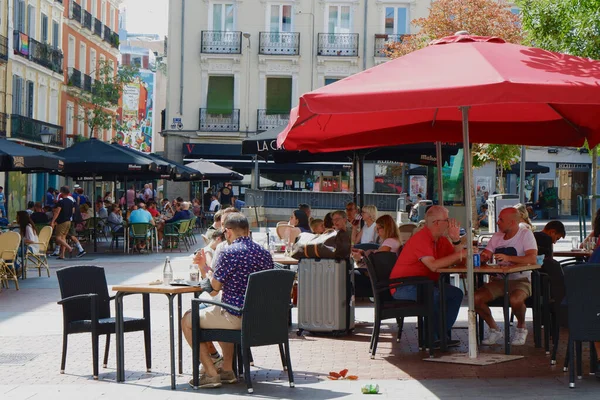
[257,109,290,132]
[93,18,103,37]
[70,1,82,23]
[83,74,93,92]
[83,10,92,31]
[258,32,300,56]
[201,31,242,54]
[317,33,359,56]
[199,108,240,132]
[68,67,82,88]
[0,113,7,137]
[11,114,64,147]
[103,26,112,44]
[110,32,119,49]
[0,35,8,62]
[374,33,411,57]
[14,31,63,74]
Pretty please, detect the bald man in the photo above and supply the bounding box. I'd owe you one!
[389,205,465,346]
[476,207,538,346]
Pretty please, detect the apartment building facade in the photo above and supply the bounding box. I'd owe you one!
[62,0,120,147]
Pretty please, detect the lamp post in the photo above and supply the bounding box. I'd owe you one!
[39,126,55,218]
[243,32,260,190]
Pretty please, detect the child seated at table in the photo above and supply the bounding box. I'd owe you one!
[310,218,325,234]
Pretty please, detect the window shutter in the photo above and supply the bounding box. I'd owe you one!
[52,21,59,48]
[42,14,48,43]
[27,81,34,118]
[266,78,292,115]
[206,76,234,115]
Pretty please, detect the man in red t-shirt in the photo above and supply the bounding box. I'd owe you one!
[390,205,465,344]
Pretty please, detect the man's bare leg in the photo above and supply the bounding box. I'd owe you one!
[218,342,234,372]
[509,290,529,329]
[474,287,499,330]
[55,236,72,257]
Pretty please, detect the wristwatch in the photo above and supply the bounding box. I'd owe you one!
[451,239,462,246]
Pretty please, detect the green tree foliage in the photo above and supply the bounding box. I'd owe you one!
[70,60,138,140]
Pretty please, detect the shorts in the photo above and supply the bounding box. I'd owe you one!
[198,305,242,330]
[483,278,532,300]
[55,221,71,237]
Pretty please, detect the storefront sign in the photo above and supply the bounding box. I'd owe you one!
[256,139,278,153]
[557,163,589,170]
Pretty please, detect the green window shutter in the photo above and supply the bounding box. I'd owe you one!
[206,76,234,115]
[266,77,292,115]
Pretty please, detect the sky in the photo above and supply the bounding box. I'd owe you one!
[123,0,169,38]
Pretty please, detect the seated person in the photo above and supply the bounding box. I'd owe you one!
[147,201,160,218]
[352,205,379,245]
[323,212,335,232]
[310,218,325,234]
[289,209,311,233]
[478,204,489,227]
[389,205,465,346]
[96,200,108,219]
[43,205,54,221]
[181,213,273,388]
[209,195,220,212]
[404,194,414,213]
[30,202,50,224]
[231,196,245,210]
[475,208,538,346]
[198,229,225,278]
[533,220,565,260]
[129,202,155,251]
[107,205,125,234]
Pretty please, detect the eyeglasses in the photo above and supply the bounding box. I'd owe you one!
[434,219,449,224]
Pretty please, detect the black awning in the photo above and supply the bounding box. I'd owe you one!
[0,139,64,172]
[507,162,550,174]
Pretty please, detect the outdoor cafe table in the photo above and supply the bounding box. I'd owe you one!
[272,254,299,266]
[112,283,203,390]
[553,249,592,261]
[437,263,541,355]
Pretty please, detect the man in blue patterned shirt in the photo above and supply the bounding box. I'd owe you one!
[182,212,273,389]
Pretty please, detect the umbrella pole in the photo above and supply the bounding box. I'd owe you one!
[519,146,526,203]
[93,173,97,253]
[436,142,444,205]
[460,106,477,359]
[352,152,358,205]
[359,152,365,209]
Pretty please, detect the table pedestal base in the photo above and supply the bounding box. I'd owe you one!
[424,353,524,366]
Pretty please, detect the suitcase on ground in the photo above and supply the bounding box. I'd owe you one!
[296,259,355,336]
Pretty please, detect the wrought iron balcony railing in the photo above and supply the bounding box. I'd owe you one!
[103,26,112,44]
[258,32,300,56]
[0,113,7,137]
[14,31,64,74]
[199,108,240,132]
[11,114,64,147]
[374,34,410,57]
[68,67,82,89]
[93,18,103,37]
[110,32,119,49]
[70,1,82,23]
[83,74,93,92]
[257,109,290,132]
[201,31,242,54]
[0,35,8,62]
[83,10,92,31]
[317,33,359,56]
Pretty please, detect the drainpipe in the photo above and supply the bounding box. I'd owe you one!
[178,0,185,115]
[362,0,368,70]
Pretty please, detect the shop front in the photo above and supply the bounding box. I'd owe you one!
[557,163,590,216]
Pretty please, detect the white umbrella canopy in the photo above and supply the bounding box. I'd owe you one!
[240,174,278,188]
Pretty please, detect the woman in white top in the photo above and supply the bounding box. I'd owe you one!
[352,205,379,245]
[17,211,40,255]
[351,215,402,262]
[514,203,535,231]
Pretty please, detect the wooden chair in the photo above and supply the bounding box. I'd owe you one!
[25,226,53,278]
[0,231,21,290]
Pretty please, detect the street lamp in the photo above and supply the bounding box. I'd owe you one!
[40,126,55,145]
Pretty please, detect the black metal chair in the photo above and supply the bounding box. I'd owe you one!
[56,265,151,379]
[363,252,434,359]
[562,263,600,388]
[538,259,566,364]
[191,269,295,393]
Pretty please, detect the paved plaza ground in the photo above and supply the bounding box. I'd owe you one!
[1,219,600,399]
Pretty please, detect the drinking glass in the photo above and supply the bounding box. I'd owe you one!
[571,237,580,250]
[189,264,199,282]
[587,237,597,251]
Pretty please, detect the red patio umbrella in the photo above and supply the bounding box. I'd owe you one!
[277,35,600,152]
[277,35,600,360]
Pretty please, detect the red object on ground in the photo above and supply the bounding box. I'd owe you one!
[277,35,600,152]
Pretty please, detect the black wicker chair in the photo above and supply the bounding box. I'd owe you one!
[191,269,295,393]
[364,252,435,359]
[56,265,151,379]
[563,263,600,388]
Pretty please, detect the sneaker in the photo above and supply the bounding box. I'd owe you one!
[50,253,60,257]
[76,250,86,258]
[220,370,237,384]
[511,328,528,346]
[200,356,223,374]
[482,328,504,345]
[188,374,222,389]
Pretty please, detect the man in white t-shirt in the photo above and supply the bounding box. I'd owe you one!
[209,195,220,212]
[475,207,538,346]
